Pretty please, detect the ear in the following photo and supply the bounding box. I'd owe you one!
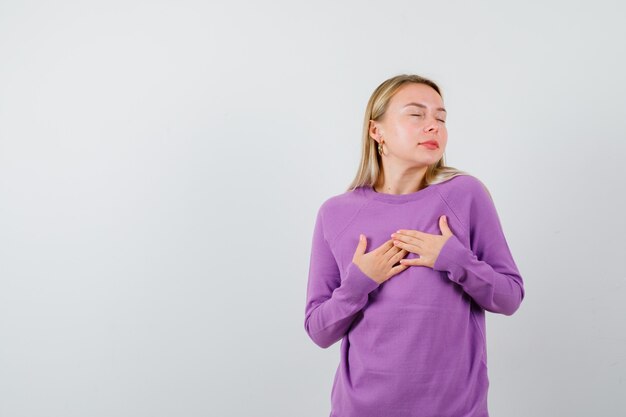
[369,119,381,142]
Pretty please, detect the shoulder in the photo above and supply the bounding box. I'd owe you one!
[434,174,495,232]
[436,173,489,195]
[316,187,369,242]
[318,186,366,213]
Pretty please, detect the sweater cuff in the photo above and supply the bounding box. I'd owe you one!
[336,262,380,303]
[432,234,474,282]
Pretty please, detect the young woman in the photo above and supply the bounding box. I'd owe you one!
[304,74,525,417]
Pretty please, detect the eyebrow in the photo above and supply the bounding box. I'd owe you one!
[403,102,447,113]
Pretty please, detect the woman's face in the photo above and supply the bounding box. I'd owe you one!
[370,83,447,167]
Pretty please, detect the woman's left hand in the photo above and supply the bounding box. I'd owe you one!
[390,215,454,269]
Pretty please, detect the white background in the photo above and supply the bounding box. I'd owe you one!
[1,1,625,416]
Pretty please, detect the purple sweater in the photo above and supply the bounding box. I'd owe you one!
[304,174,525,417]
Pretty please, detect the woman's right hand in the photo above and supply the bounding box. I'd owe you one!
[352,234,409,284]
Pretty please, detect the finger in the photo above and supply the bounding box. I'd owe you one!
[388,263,410,277]
[393,234,425,251]
[355,234,368,256]
[387,248,408,265]
[389,248,408,264]
[393,239,420,253]
[396,229,427,241]
[400,257,424,267]
[381,239,400,257]
[439,215,453,237]
[376,239,396,254]
[385,246,407,264]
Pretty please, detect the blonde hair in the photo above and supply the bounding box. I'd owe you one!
[347,74,471,191]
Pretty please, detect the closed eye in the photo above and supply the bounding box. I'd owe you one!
[411,114,446,123]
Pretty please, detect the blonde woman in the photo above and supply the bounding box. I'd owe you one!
[304,74,525,417]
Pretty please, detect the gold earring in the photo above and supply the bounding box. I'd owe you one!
[377,137,385,156]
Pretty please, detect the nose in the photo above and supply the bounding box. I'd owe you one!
[423,117,439,133]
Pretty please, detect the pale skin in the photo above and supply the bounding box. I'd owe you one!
[352,83,455,284]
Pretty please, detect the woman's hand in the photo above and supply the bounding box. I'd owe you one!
[352,235,410,285]
[390,215,454,269]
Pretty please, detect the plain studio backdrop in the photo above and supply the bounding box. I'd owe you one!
[1,1,625,416]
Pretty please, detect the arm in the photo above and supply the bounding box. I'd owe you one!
[433,181,525,316]
[304,207,380,348]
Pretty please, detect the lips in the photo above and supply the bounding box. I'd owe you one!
[419,140,439,149]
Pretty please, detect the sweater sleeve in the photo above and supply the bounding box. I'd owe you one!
[433,180,525,316]
[304,206,380,349]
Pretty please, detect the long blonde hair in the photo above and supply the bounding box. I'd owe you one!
[347,74,471,191]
